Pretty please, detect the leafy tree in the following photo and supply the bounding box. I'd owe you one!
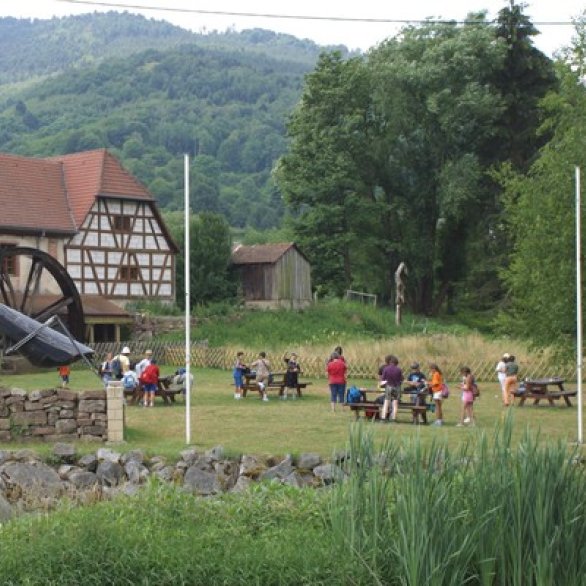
[492,1,558,172]
[456,2,559,313]
[168,212,237,307]
[498,22,586,349]
[277,52,380,296]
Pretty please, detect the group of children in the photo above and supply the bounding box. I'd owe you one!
[375,357,479,426]
[98,348,161,407]
[233,349,479,426]
[233,351,301,401]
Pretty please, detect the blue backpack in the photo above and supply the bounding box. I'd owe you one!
[123,372,136,389]
[346,386,362,404]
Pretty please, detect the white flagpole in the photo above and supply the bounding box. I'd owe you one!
[576,167,583,444]
[184,154,191,444]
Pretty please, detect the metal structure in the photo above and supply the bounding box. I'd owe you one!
[0,247,85,340]
[0,305,94,368]
[0,247,87,368]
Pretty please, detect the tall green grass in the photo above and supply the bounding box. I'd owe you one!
[0,481,337,586]
[329,416,586,585]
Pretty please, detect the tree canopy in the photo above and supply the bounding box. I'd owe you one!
[277,6,560,315]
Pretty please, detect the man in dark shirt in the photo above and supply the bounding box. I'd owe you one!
[379,355,403,421]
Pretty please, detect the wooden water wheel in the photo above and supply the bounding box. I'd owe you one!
[0,247,85,343]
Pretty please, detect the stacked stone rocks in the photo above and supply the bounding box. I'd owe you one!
[0,444,346,521]
[0,388,108,442]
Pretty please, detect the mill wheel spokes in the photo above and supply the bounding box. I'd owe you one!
[0,247,85,343]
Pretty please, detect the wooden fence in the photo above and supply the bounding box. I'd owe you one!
[87,341,578,383]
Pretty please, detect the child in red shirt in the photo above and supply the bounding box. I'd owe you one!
[140,358,160,408]
[58,365,71,389]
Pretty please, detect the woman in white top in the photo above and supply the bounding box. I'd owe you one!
[496,353,509,405]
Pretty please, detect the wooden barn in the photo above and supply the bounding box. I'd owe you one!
[231,243,312,309]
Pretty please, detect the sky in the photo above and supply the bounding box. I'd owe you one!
[1,0,584,56]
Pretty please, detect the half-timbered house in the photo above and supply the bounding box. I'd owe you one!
[231,243,312,309]
[0,149,178,342]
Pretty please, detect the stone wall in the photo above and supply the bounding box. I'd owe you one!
[0,388,108,442]
[0,444,341,522]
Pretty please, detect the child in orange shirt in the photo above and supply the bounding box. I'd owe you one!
[428,363,444,426]
[58,365,71,389]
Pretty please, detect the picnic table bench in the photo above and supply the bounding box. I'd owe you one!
[124,375,184,406]
[514,377,577,407]
[344,388,432,422]
[242,372,311,398]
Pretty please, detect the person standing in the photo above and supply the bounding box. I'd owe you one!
[428,363,445,426]
[112,346,131,380]
[135,349,153,381]
[504,355,519,407]
[99,352,113,389]
[140,358,160,408]
[135,349,153,405]
[58,364,71,389]
[496,353,510,405]
[380,355,403,422]
[233,351,247,400]
[283,352,301,400]
[251,351,271,401]
[327,351,347,412]
[457,366,476,426]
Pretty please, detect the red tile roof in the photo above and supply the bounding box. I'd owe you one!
[49,149,153,227]
[0,153,75,234]
[0,149,154,234]
[232,243,302,265]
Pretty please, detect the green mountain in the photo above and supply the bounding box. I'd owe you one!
[0,13,354,228]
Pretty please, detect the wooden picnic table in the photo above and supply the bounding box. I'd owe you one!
[124,376,183,406]
[344,387,432,422]
[242,372,311,398]
[514,377,577,407]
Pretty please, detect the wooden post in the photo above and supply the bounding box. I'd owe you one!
[395,262,407,326]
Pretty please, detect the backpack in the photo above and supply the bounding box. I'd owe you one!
[122,372,136,389]
[346,385,362,404]
[472,382,480,398]
[111,357,122,379]
[141,364,159,385]
[441,383,450,399]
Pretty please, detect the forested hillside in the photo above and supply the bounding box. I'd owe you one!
[0,13,342,228]
[0,13,342,85]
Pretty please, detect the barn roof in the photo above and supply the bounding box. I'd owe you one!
[231,243,308,265]
[0,149,154,234]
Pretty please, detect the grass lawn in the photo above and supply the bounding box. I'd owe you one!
[1,366,584,459]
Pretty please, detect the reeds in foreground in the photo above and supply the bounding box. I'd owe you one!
[328,415,586,585]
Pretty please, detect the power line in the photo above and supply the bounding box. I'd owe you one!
[56,0,577,27]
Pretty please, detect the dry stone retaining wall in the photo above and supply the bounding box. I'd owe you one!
[0,387,108,442]
[0,444,339,522]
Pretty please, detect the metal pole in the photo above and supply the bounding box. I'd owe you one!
[185,154,191,444]
[576,166,583,444]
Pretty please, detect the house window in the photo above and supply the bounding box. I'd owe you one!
[0,244,18,276]
[120,266,140,281]
[113,215,132,233]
